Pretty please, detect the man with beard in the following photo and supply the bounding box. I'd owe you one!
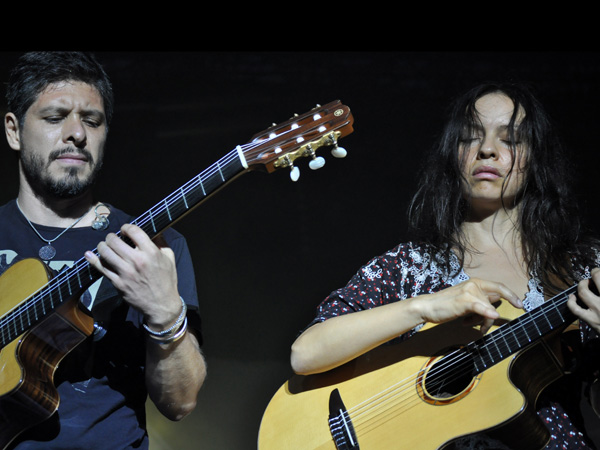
[0,52,206,449]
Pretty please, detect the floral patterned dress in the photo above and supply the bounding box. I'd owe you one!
[309,242,599,449]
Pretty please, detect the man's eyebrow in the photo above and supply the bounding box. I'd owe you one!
[37,105,67,115]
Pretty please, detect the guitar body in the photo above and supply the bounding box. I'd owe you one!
[0,258,94,449]
[259,300,566,450]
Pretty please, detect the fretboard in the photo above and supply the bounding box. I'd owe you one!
[466,285,577,375]
[130,148,247,241]
[0,148,248,348]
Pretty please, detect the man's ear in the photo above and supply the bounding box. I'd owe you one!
[5,113,21,151]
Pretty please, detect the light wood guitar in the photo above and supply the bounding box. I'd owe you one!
[258,285,582,449]
[0,101,354,449]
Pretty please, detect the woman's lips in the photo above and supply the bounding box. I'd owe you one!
[473,165,501,179]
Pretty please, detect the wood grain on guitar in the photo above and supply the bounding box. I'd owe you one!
[259,287,581,450]
[0,101,354,449]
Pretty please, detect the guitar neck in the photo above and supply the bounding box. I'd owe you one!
[0,99,355,350]
[129,147,247,241]
[467,285,577,375]
[0,149,248,348]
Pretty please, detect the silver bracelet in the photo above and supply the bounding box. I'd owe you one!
[142,296,187,337]
[147,317,188,345]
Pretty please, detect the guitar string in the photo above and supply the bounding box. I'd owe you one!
[346,348,477,436]
[130,115,334,237]
[342,302,564,432]
[1,104,341,312]
[0,145,249,336]
[0,139,576,442]
[337,351,491,437]
[0,114,333,337]
[341,297,570,437]
[1,109,347,344]
[150,104,571,439]
[331,346,471,435]
[333,290,573,436]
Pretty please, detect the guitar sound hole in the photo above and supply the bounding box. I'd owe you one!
[424,356,475,400]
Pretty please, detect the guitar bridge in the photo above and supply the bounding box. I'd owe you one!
[328,388,360,449]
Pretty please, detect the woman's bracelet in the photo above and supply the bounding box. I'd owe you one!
[142,296,187,337]
[146,317,188,345]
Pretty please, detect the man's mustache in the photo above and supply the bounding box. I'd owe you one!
[48,147,94,164]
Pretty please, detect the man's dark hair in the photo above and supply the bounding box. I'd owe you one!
[6,51,114,127]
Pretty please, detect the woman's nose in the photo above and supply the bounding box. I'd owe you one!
[477,137,498,159]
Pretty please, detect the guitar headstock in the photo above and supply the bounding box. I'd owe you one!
[241,100,354,181]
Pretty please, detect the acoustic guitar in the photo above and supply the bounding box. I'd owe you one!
[0,100,354,449]
[258,284,582,449]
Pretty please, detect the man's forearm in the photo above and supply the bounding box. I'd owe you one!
[145,328,206,421]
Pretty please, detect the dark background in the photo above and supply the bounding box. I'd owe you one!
[1,51,599,449]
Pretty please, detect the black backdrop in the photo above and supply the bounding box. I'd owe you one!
[1,51,599,449]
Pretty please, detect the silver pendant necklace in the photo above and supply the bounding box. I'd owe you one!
[16,199,93,261]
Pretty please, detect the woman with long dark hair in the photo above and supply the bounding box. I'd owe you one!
[290,82,600,449]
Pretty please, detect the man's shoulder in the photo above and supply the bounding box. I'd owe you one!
[0,199,16,212]
[0,199,18,223]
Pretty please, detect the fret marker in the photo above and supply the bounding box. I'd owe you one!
[531,320,541,335]
[491,337,503,358]
[522,326,532,342]
[56,284,63,305]
[485,345,495,364]
[164,199,172,222]
[555,305,564,321]
[542,310,553,328]
[198,176,206,196]
[216,161,225,182]
[148,209,157,234]
[180,187,189,209]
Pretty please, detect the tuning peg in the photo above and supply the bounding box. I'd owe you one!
[290,166,300,182]
[309,156,326,170]
[304,144,325,170]
[331,145,347,158]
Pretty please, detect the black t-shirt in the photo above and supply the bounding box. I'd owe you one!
[0,199,200,449]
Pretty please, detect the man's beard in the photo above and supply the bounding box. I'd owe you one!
[20,146,104,199]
